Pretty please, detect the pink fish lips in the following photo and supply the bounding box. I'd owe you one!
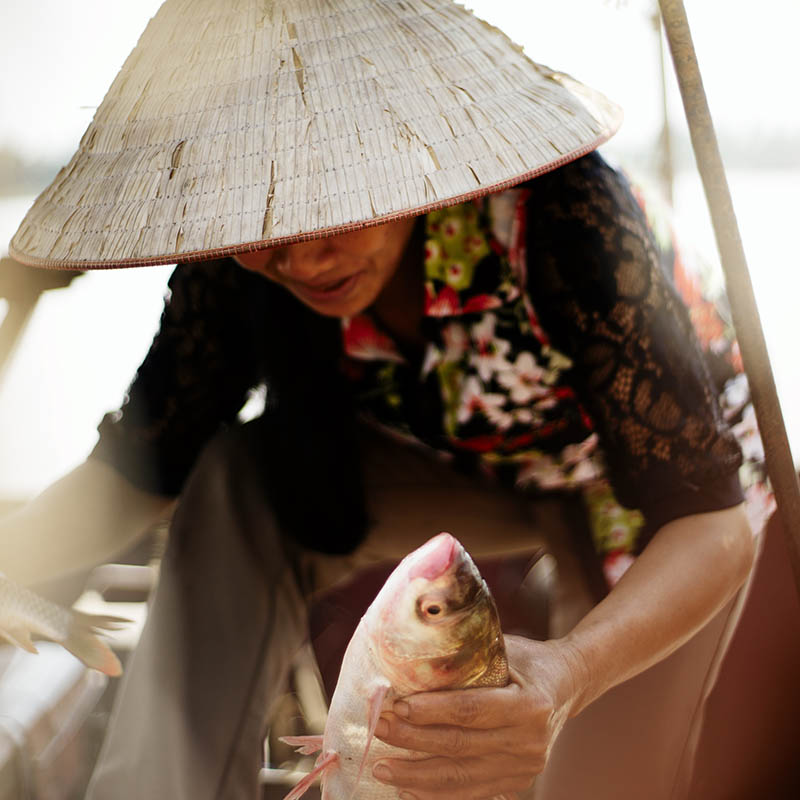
[280,532,509,800]
[407,532,458,580]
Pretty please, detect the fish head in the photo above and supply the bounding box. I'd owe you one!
[367,532,506,695]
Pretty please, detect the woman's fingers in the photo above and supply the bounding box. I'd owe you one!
[375,713,527,758]
[391,682,539,730]
[372,753,539,799]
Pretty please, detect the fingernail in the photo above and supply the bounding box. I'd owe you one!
[399,793,417,800]
[373,762,392,782]
[375,718,389,738]
[394,700,409,718]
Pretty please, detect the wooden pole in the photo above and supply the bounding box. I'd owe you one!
[658,0,800,594]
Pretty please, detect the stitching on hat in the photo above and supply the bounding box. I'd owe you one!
[13,136,614,270]
[73,77,581,179]
[29,142,546,240]
[33,115,586,229]
[30,108,598,239]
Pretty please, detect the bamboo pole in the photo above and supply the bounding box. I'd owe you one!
[658,0,800,593]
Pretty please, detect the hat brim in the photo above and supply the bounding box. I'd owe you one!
[10,0,622,270]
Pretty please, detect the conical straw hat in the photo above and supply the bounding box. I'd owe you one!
[10,0,622,270]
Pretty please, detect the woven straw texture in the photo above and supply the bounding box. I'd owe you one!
[10,0,622,269]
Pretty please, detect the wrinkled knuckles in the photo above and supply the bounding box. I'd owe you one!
[451,694,483,726]
[444,725,472,755]
[433,759,473,789]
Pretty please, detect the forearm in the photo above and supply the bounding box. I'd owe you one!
[560,503,755,717]
[0,458,175,585]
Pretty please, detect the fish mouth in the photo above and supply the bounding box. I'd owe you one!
[408,533,458,581]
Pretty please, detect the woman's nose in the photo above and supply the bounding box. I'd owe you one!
[278,239,338,282]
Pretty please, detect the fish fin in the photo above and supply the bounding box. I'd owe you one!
[63,612,124,677]
[352,681,391,796]
[278,734,324,755]
[282,750,339,800]
[1,629,39,654]
[73,610,132,631]
[88,615,132,631]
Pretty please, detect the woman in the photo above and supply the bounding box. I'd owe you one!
[4,0,762,797]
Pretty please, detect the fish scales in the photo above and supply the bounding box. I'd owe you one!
[0,573,128,676]
[283,532,509,800]
[0,575,74,640]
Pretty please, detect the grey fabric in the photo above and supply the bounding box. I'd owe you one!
[86,432,308,799]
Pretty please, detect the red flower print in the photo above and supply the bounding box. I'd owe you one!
[425,284,460,316]
[451,433,506,453]
[462,294,502,313]
[342,315,403,362]
[524,298,549,345]
[447,262,464,281]
[603,550,635,586]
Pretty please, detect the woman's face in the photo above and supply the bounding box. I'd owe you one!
[234,217,417,317]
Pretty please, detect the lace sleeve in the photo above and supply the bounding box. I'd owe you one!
[524,153,743,532]
[90,258,265,495]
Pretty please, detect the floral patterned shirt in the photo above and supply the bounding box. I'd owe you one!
[339,154,766,584]
[93,152,764,585]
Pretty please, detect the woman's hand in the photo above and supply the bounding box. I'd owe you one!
[371,634,587,800]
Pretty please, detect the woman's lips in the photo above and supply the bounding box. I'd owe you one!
[292,271,363,303]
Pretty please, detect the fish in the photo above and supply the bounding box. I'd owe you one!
[281,532,509,800]
[0,573,129,676]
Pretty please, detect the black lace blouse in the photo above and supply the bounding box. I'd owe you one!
[91,152,744,560]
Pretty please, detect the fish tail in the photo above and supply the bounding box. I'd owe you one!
[63,611,127,677]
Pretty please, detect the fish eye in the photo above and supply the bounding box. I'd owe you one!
[417,596,448,621]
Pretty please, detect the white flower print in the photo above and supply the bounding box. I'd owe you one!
[457,375,512,430]
[446,261,465,286]
[603,552,636,586]
[421,345,442,378]
[469,314,511,381]
[515,453,571,490]
[513,407,536,425]
[442,322,469,362]
[496,351,549,405]
[569,457,602,484]
[561,433,600,466]
[533,396,558,411]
